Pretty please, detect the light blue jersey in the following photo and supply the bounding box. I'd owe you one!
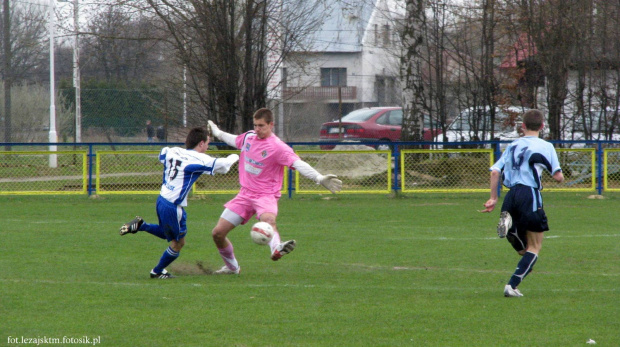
[158,147,219,206]
[490,136,562,190]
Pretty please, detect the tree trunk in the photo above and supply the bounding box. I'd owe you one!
[400,0,426,143]
[3,0,11,148]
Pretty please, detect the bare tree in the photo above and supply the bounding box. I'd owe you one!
[79,5,166,83]
[0,1,48,144]
[105,0,322,133]
[513,0,581,140]
[400,0,426,142]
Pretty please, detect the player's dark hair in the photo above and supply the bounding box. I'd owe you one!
[185,127,208,149]
[523,109,544,131]
[253,108,273,124]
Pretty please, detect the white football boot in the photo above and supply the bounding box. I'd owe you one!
[271,240,296,261]
[214,265,241,275]
[504,284,523,297]
[497,211,512,238]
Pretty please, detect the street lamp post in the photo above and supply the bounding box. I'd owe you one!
[57,0,81,142]
[72,0,81,142]
[49,0,58,168]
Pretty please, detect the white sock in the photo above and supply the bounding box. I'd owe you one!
[269,230,282,253]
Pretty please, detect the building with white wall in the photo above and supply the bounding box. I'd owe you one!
[281,0,403,139]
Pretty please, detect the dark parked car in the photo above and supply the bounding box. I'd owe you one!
[319,107,441,149]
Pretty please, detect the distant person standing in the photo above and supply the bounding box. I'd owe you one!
[481,109,564,297]
[146,120,155,142]
[157,125,166,142]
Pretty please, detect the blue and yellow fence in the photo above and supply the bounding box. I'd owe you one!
[0,141,617,195]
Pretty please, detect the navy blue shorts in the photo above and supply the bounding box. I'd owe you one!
[501,185,548,252]
[156,195,187,242]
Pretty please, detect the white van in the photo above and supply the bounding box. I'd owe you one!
[563,108,620,143]
[433,106,531,148]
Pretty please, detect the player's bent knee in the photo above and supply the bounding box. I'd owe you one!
[212,229,226,241]
[170,238,185,252]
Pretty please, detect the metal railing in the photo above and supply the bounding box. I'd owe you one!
[0,140,618,196]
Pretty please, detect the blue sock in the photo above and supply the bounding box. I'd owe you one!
[141,222,166,240]
[508,251,538,289]
[152,246,179,274]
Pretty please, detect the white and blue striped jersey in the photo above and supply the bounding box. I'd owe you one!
[159,147,234,206]
[490,136,562,190]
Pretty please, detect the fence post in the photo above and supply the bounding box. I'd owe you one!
[597,142,603,195]
[392,144,400,193]
[288,145,294,198]
[88,144,94,196]
[493,140,502,198]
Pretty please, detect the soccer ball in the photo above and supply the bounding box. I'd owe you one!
[250,222,274,245]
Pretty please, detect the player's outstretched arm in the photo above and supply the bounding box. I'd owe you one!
[553,170,564,183]
[292,159,342,194]
[480,170,500,213]
[208,120,237,148]
[213,154,240,174]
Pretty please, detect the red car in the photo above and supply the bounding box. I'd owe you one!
[319,107,441,149]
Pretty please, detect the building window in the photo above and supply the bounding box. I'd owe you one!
[321,68,347,87]
[383,25,391,47]
[374,24,379,46]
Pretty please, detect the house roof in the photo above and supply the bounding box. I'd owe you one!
[500,33,537,69]
[305,0,376,53]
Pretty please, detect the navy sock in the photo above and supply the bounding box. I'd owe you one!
[141,223,166,239]
[152,246,179,274]
[508,251,538,289]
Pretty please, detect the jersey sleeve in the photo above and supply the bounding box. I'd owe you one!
[235,131,255,150]
[547,143,562,174]
[212,154,239,174]
[490,147,508,172]
[277,142,301,167]
[159,147,169,164]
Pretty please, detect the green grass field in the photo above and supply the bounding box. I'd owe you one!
[2,193,619,346]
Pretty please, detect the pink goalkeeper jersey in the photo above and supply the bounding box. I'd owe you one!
[235,131,300,195]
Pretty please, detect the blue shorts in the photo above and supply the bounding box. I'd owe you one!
[501,185,548,251]
[156,196,187,242]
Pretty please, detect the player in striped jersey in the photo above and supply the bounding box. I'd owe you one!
[119,127,239,279]
[481,109,564,297]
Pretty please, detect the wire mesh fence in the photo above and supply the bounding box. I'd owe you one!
[400,149,494,192]
[295,149,391,194]
[550,148,596,191]
[0,141,616,195]
[604,149,620,191]
[0,150,87,194]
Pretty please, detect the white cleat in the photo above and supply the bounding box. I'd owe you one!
[271,240,296,261]
[504,284,523,297]
[497,211,512,238]
[214,265,241,275]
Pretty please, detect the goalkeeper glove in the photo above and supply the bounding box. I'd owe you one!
[316,174,342,194]
[207,120,223,139]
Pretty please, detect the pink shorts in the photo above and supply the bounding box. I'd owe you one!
[224,187,280,224]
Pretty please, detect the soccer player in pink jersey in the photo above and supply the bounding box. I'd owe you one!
[208,108,342,274]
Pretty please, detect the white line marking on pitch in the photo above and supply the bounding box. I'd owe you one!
[1,277,618,292]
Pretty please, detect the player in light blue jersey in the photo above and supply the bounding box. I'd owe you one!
[481,109,564,297]
[119,127,239,279]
